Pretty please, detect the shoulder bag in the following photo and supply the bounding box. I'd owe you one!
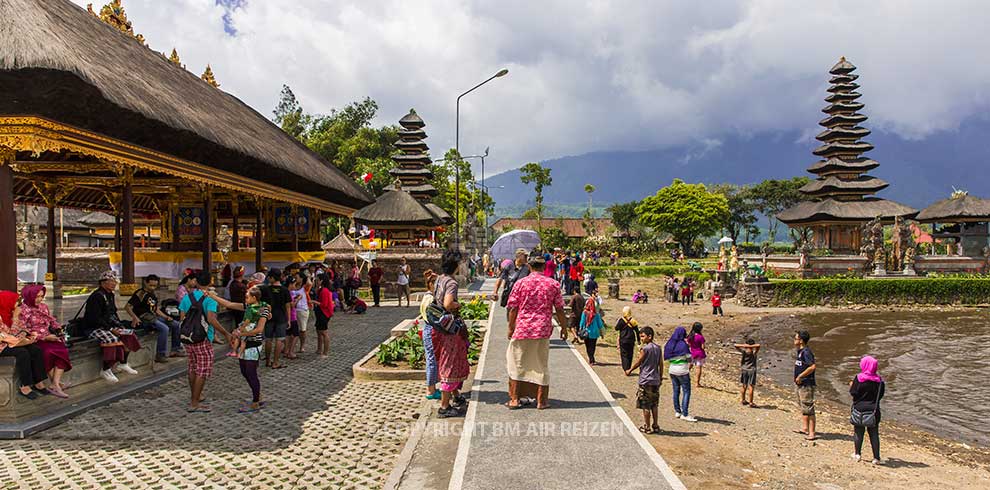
[850,381,882,428]
[426,277,463,335]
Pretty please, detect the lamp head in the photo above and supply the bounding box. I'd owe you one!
[484,146,490,157]
[495,69,509,78]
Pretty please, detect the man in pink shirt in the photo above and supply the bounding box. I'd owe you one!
[506,254,569,410]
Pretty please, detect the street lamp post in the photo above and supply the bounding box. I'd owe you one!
[455,68,508,248]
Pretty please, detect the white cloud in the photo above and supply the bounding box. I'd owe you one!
[72,0,990,173]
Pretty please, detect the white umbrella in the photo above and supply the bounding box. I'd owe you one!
[490,229,541,263]
[718,236,734,245]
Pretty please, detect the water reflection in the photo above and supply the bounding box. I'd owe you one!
[768,310,990,446]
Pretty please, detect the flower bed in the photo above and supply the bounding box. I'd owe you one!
[354,314,489,381]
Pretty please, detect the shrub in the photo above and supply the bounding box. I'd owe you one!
[769,278,990,306]
[459,296,491,320]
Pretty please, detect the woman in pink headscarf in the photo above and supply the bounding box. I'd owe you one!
[849,355,885,465]
[18,285,71,398]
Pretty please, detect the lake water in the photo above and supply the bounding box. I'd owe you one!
[765,310,990,446]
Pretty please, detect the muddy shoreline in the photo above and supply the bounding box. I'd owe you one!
[590,277,990,488]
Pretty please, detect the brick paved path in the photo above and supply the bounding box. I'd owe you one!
[0,307,423,490]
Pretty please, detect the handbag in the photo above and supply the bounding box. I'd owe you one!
[426,277,463,335]
[850,381,882,428]
[63,301,88,339]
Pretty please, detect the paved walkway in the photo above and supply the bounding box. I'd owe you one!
[451,302,685,490]
[0,306,424,490]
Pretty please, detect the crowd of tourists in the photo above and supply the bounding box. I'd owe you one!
[483,247,886,466]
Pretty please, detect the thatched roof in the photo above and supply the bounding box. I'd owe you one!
[322,232,356,252]
[0,0,372,212]
[777,198,917,225]
[916,194,990,223]
[424,203,454,225]
[77,211,116,226]
[799,176,889,195]
[352,190,441,228]
[17,206,90,229]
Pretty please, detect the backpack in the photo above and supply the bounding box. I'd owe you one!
[179,291,210,345]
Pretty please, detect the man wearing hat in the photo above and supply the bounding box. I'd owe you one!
[82,271,142,383]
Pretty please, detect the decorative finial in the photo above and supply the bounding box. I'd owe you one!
[409,108,417,114]
[168,48,184,68]
[840,56,846,62]
[96,1,146,46]
[201,65,220,88]
[394,179,403,190]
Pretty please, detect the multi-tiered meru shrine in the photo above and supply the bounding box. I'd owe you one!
[778,57,916,253]
[352,109,452,247]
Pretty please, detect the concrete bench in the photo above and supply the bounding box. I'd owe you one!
[0,330,161,424]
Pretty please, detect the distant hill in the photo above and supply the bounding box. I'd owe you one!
[486,117,990,212]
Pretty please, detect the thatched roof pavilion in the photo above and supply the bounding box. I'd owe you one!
[0,0,373,290]
[778,58,916,252]
[916,194,990,223]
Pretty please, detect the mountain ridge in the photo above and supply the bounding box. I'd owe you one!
[485,117,990,212]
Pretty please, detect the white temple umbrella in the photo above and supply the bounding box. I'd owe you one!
[718,236,734,245]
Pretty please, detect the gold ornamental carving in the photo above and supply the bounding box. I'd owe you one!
[0,116,356,215]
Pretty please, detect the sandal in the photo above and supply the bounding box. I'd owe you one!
[537,404,551,410]
[505,401,521,410]
[186,406,212,413]
[271,364,286,369]
[639,425,653,434]
[652,425,661,434]
[238,405,262,413]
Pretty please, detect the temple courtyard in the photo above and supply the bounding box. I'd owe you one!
[0,306,423,490]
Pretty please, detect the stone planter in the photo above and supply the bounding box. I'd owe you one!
[354,317,489,382]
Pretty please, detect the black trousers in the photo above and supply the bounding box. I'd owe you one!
[854,423,881,460]
[371,285,381,306]
[713,306,724,316]
[585,338,598,364]
[619,341,636,371]
[0,345,47,387]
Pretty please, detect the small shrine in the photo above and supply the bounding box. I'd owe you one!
[352,109,452,247]
[778,57,916,253]
[917,191,990,257]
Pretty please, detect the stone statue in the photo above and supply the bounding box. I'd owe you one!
[903,245,917,275]
[862,216,885,273]
[983,246,990,272]
[760,242,770,270]
[730,245,740,272]
[718,245,728,271]
[216,225,233,265]
[891,216,903,271]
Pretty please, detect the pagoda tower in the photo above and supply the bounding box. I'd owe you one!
[778,58,915,253]
[389,109,437,202]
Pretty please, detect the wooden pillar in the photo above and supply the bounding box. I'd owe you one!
[0,151,16,291]
[202,189,213,274]
[231,197,240,252]
[254,198,264,272]
[46,205,57,279]
[291,205,299,253]
[121,169,136,288]
[114,214,122,252]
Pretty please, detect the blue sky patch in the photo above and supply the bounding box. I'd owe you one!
[216,0,246,35]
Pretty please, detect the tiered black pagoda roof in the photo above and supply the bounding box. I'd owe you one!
[779,58,915,224]
[353,109,453,229]
[388,109,436,201]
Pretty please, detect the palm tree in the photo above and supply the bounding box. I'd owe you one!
[584,184,596,214]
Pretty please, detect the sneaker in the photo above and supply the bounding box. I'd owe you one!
[681,415,698,422]
[118,364,138,375]
[437,407,465,419]
[453,394,468,407]
[101,369,119,383]
[155,354,169,363]
[851,454,862,462]
[674,412,682,419]
[871,459,883,466]
[425,391,442,400]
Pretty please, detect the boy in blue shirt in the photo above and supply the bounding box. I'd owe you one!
[179,271,231,413]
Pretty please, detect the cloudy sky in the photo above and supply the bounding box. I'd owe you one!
[72,1,990,174]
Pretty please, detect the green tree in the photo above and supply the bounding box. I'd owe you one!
[710,183,757,243]
[272,85,308,140]
[636,179,729,256]
[271,91,401,197]
[539,225,572,251]
[584,184,596,211]
[606,201,640,237]
[519,162,552,231]
[748,177,811,244]
[433,148,486,231]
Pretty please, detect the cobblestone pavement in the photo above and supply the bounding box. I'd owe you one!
[0,307,424,490]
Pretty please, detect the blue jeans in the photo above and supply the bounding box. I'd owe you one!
[670,374,691,416]
[142,318,178,355]
[423,322,438,388]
